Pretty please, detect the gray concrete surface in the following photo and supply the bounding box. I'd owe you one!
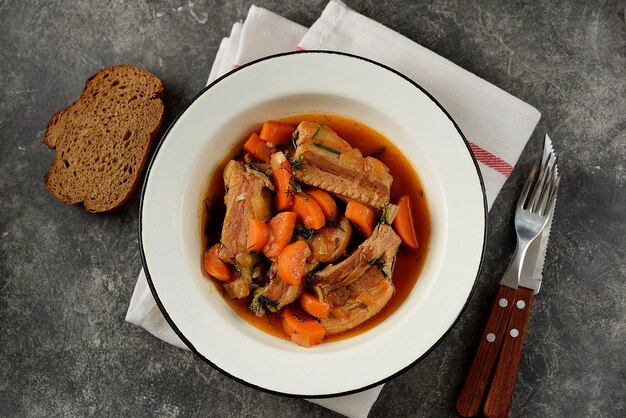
[1,1,625,417]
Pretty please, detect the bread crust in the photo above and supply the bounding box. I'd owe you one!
[43,65,164,212]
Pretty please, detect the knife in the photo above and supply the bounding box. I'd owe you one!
[482,136,559,418]
[456,135,559,417]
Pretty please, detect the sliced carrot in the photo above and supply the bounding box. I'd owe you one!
[393,195,419,249]
[345,201,376,237]
[306,189,338,220]
[270,151,294,210]
[259,121,296,145]
[281,305,325,347]
[203,243,234,282]
[243,133,273,163]
[277,241,311,286]
[292,194,326,230]
[299,291,331,319]
[263,211,297,259]
[245,219,269,252]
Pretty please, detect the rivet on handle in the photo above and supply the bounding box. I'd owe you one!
[510,328,519,338]
[516,300,526,309]
[499,298,508,308]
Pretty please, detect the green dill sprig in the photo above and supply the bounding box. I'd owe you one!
[249,291,279,316]
[368,256,390,276]
[313,142,341,155]
[290,156,304,171]
[258,295,278,310]
[296,224,316,239]
[289,177,309,198]
[379,207,391,225]
[311,123,324,139]
[368,256,382,266]
[306,269,319,287]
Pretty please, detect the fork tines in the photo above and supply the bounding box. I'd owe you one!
[519,134,561,215]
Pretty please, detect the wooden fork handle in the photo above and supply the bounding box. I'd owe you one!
[483,287,535,418]
[455,285,517,417]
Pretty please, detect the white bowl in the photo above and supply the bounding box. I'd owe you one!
[140,51,486,397]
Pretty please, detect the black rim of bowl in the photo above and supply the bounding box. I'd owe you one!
[138,50,488,399]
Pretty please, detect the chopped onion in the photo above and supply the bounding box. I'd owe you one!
[290,332,313,348]
[251,195,271,220]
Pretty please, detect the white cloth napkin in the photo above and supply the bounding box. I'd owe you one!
[127,2,541,417]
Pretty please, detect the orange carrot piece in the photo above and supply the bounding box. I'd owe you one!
[203,243,234,282]
[243,133,273,163]
[292,194,326,230]
[299,291,331,319]
[245,219,269,252]
[277,241,311,286]
[345,201,376,237]
[270,152,294,210]
[393,195,419,249]
[259,121,296,145]
[263,211,297,259]
[281,305,326,347]
[306,189,338,220]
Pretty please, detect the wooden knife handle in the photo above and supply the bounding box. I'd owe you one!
[483,287,535,418]
[455,285,517,417]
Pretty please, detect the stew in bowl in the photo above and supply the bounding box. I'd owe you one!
[201,113,431,347]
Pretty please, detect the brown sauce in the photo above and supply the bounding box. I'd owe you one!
[200,113,430,343]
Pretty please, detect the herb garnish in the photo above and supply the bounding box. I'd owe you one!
[291,156,304,171]
[368,256,382,266]
[313,142,341,155]
[258,295,278,310]
[311,123,324,139]
[306,269,320,287]
[368,256,390,276]
[296,224,316,239]
[289,177,309,198]
[379,206,391,225]
[249,292,278,316]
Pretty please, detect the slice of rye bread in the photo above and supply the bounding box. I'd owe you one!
[44,65,164,212]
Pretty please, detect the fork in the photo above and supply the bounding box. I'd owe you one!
[456,136,561,418]
[499,144,560,291]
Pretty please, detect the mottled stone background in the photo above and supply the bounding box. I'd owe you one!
[1,1,624,417]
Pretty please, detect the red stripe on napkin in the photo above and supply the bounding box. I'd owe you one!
[468,142,513,177]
